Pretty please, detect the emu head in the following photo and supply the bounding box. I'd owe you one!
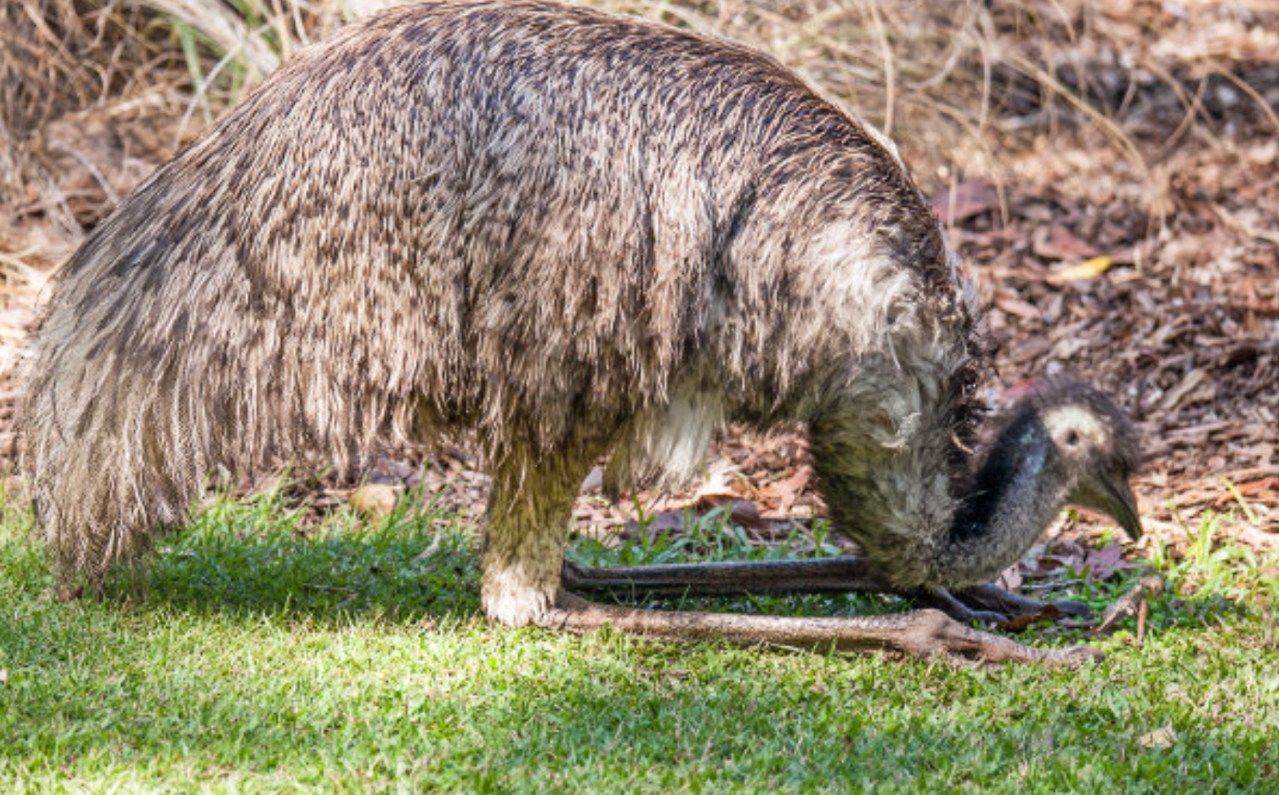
[1019,376,1143,540]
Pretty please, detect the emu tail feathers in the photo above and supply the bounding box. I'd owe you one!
[25,350,209,583]
[21,181,429,583]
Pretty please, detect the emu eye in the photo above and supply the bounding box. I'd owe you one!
[1064,430,1081,447]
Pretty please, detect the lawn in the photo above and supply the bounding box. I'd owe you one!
[2,488,1276,794]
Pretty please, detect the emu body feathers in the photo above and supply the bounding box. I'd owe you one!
[24,1,1138,663]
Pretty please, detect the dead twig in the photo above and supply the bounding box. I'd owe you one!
[1089,574,1165,637]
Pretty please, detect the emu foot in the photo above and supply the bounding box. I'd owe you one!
[957,583,1092,626]
[909,586,1010,625]
[545,591,1102,667]
[916,583,1093,629]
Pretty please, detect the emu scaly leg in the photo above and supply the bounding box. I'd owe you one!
[561,557,893,597]
[481,441,603,627]
[544,591,1101,666]
[483,450,1097,664]
[562,557,1089,626]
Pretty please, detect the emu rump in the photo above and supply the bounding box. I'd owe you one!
[24,0,1141,664]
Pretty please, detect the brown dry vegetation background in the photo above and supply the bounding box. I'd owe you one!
[0,0,1275,572]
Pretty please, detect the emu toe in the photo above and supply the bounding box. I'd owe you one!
[954,583,1095,623]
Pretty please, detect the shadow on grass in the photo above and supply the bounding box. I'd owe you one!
[92,505,1267,654]
[5,480,1248,639]
[3,488,1266,653]
[3,575,1275,792]
[104,510,486,625]
[100,517,895,630]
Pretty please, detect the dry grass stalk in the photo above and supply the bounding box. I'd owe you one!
[7,0,1276,223]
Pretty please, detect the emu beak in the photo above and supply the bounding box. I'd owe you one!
[1102,477,1142,542]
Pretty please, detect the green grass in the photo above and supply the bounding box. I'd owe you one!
[2,488,1278,794]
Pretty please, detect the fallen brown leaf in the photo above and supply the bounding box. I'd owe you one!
[349,483,398,519]
[993,290,1042,320]
[930,180,999,224]
[1033,224,1100,262]
[996,604,1062,632]
[1137,725,1177,750]
[55,586,84,602]
[694,496,772,532]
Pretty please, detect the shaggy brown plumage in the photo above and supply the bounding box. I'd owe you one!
[23,0,1138,662]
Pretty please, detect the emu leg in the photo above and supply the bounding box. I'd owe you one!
[562,557,1078,625]
[544,591,1102,666]
[480,442,600,627]
[484,461,1099,663]
[561,557,893,598]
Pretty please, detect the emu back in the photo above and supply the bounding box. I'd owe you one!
[26,0,989,633]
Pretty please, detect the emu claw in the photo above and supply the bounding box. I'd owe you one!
[912,584,1098,632]
[911,610,1104,667]
[953,583,1094,625]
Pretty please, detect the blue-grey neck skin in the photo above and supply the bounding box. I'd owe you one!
[940,416,1073,587]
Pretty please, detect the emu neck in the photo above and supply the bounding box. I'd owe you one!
[941,418,1070,587]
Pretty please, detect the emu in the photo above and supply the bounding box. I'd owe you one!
[23,0,1141,664]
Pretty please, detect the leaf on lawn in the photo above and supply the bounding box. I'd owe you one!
[621,509,687,543]
[1035,538,1090,576]
[1082,542,1136,582]
[580,466,605,493]
[774,464,812,496]
[755,465,813,515]
[56,586,84,602]
[997,604,1061,632]
[993,289,1042,320]
[995,564,1023,592]
[1157,368,1212,413]
[621,496,776,542]
[412,533,444,562]
[1092,574,1165,636]
[694,495,771,531]
[1138,725,1177,749]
